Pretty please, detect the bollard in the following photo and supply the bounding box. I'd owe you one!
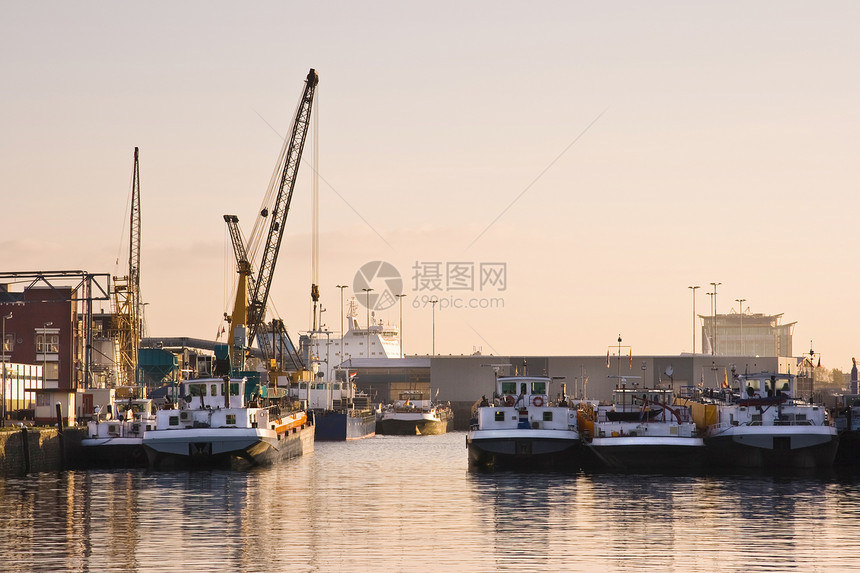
[21,426,30,474]
[55,402,65,471]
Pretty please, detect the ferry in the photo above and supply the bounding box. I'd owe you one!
[467,375,580,470]
[377,391,453,435]
[700,371,838,469]
[142,376,313,469]
[577,384,705,471]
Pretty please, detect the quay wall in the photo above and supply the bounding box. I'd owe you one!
[0,427,85,476]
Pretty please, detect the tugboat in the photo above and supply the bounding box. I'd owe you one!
[142,376,313,469]
[377,391,453,435]
[702,371,838,469]
[467,373,580,470]
[577,383,705,471]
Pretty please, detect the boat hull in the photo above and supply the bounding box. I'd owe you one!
[705,426,838,469]
[378,416,449,436]
[585,437,706,471]
[314,410,377,441]
[80,437,148,468]
[467,429,581,470]
[143,423,314,469]
[835,430,860,466]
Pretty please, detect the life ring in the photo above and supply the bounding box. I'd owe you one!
[532,396,544,407]
[504,395,516,407]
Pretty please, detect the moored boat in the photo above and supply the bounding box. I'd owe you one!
[81,392,155,467]
[578,385,705,471]
[378,391,453,435]
[467,375,580,470]
[832,394,860,466]
[142,376,313,469]
[309,371,377,440]
[698,371,838,469]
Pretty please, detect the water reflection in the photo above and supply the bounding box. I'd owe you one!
[2,433,860,572]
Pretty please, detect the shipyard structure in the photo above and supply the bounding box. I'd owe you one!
[0,280,823,432]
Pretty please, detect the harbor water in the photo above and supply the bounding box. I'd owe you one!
[2,432,860,573]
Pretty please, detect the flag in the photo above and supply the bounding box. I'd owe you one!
[606,350,610,368]
[817,356,821,367]
[628,349,633,369]
[722,368,728,388]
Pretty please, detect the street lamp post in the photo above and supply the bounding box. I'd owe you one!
[396,294,406,358]
[688,286,700,354]
[735,298,746,355]
[361,288,373,358]
[1,312,11,427]
[336,285,347,366]
[43,321,53,387]
[430,297,438,356]
[710,282,721,355]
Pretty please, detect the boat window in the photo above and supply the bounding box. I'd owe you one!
[222,382,240,395]
[543,411,553,422]
[226,414,236,425]
[333,383,340,390]
[745,380,759,397]
[169,415,179,427]
[501,382,516,395]
[189,384,205,397]
[775,379,791,393]
[531,382,546,395]
[494,411,505,421]
[210,384,219,396]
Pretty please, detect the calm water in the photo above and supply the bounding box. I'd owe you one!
[2,432,860,572]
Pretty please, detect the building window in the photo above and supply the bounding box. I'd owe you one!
[44,362,59,382]
[2,333,12,353]
[36,333,59,353]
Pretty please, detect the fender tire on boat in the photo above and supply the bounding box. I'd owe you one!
[533,396,544,407]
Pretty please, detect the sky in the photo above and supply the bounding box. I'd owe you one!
[2,2,859,370]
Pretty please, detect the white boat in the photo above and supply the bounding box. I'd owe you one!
[377,391,453,436]
[832,393,860,466]
[81,394,156,467]
[142,376,313,469]
[577,385,705,471]
[703,371,838,469]
[467,375,580,470]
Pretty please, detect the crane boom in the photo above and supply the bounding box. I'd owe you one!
[114,147,142,387]
[246,68,318,358]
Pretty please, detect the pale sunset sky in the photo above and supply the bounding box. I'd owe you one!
[2,2,858,369]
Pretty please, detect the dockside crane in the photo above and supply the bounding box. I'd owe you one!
[224,214,303,372]
[112,147,142,387]
[225,68,318,373]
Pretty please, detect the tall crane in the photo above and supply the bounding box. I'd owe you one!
[113,147,142,386]
[227,68,318,371]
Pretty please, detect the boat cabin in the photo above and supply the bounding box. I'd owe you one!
[739,372,793,400]
[182,378,245,409]
[496,376,551,408]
